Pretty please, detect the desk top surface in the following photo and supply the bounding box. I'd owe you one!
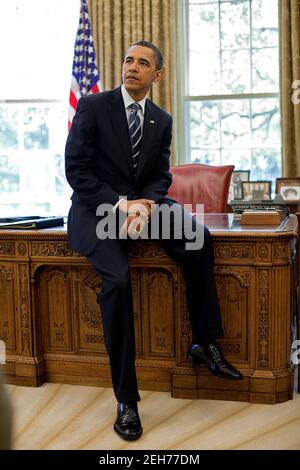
[0,213,297,239]
[204,213,298,235]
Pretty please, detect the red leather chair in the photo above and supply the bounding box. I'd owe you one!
[167,163,234,213]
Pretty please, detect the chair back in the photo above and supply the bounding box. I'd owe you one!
[167,163,234,213]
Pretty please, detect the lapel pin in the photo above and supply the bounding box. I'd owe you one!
[150,120,155,124]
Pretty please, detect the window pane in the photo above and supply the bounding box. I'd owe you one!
[190,4,220,50]
[54,153,66,197]
[251,99,281,147]
[251,148,281,184]
[221,148,251,170]
[189,51,220,95]
[252,47,279,93]
[191,149,220,165]
[221,100,250,148]
[24,108,49,150]
[0,154,19,195]
[222,49,250,93]
[220,1,250,49]
[0,107,18,150]
[252,0,278,48]
[189,4,220,95]
[0,103,71,217]
[20,151,53,201]
[190,101,220,149]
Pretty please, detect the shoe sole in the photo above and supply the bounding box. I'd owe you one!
[188,354,243,381]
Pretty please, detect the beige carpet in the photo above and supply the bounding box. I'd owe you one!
[6,383,300,450]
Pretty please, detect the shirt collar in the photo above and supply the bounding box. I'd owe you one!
[121,84,146,115]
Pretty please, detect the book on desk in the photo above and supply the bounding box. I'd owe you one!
[240,209,286,225]
[0,216,65,229]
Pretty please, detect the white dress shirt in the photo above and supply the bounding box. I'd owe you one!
[121,83,146,130]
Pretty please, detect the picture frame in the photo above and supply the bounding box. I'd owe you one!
[275,177,300,202]
[228,170,250,201]
[241,181,272,201]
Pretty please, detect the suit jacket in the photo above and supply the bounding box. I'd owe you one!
[65,86,173,255]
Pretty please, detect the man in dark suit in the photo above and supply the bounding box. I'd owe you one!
[65,40,243,441]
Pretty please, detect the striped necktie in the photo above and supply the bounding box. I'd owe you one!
[128,102,142,173]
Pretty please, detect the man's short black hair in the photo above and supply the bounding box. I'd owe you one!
[130,40,164,70]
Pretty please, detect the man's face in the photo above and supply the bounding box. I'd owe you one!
[122,45,163,97]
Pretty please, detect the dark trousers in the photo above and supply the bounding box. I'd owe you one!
[86,205,223,403]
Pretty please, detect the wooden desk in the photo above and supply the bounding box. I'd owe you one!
[0,214,297,404]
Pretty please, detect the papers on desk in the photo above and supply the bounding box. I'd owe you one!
[0,216,65,229]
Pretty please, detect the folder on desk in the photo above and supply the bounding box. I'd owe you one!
[0,216,65,229]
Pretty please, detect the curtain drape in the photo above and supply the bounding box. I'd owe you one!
[280,0,300,176]
[88,0,174,116]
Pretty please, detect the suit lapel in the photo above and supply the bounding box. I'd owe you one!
[109,88,134,174]
[135,100,157,180]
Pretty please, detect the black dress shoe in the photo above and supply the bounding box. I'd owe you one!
[188,341,243,381]
[114,402,143,441]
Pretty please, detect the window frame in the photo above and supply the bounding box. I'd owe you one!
[0,98,70,215]
[178,0,282,170]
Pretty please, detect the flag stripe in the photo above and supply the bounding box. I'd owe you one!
[91,83,100,93]
[69,91,78,110]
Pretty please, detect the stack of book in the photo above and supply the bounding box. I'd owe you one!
[240,210,286,226]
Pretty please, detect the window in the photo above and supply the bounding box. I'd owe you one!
[184,0,281,187]
[0,0,79,216]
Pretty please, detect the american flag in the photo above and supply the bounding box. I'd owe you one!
[68,0,101,130]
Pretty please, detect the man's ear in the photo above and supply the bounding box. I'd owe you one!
[154,69,164,83]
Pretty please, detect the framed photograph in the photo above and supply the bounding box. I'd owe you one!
[275,178,300,202]
[241,181,272,201]
[228,170,250,201]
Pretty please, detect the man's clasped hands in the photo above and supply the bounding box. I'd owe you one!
[118,198,155,239]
